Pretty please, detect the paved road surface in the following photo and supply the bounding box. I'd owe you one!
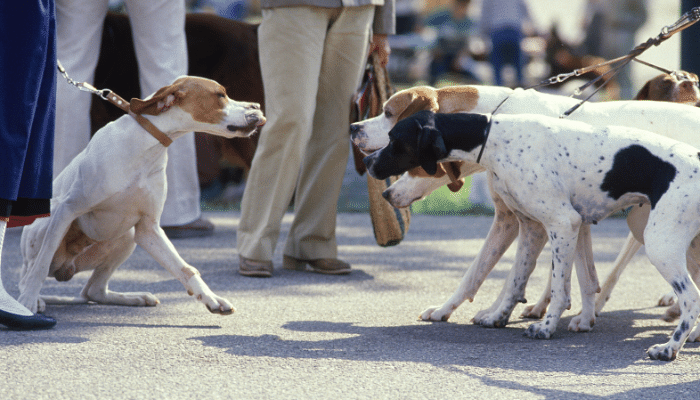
[1,211,699,399]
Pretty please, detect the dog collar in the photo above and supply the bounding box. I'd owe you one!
[128,111,173,147]
[104,91,173,147]
[476,94,512,164]
[475,115,492,164]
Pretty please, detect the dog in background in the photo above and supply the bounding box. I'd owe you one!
[19,77,265,315]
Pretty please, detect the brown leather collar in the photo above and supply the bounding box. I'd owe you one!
[104,91,173,147]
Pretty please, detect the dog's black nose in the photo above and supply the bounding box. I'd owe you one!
[349,124,359,135]
[381,189,390,200]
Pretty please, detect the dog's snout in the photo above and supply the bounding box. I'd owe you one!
[350,124,360,135]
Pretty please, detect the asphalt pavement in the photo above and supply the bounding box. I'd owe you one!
[1,211,699,399]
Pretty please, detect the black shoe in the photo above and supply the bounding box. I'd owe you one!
[162,218,215,239]
[0,309,57,330]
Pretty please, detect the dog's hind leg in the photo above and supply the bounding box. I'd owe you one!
[473,216,547,328]
[524,211,581,340]
[644,215,700,361]
[521,276,550,319]
[46,229,159,307]
[569,224,601,332]
[594,233,642,314]
[420,192,519,321]
[522,224,599,321]
[662,235,700,323]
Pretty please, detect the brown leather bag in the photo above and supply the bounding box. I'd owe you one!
[351,53,411,247]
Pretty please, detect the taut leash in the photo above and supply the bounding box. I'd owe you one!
[529,7,700,118]
[57,60,173,147]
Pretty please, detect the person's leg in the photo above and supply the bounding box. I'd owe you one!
[490,31,505,86]
[0,220,32,317]
[236,7,330,269]
[126,0,205,233]
[0,0,56,330]
[283,6,373,263]
[0,219,56,329]
[53,0,109,174]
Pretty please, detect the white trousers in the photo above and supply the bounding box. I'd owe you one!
[54,0,200,226]
[0,221,33,316]
[237,6,374,261]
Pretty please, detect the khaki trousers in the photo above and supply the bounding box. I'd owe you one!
[237,6,373,261]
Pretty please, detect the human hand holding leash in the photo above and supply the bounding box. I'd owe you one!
[370,34,390,67]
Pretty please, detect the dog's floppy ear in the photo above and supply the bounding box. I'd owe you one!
[445,161,465,192]
[397,92,439,121]
[634,80,651,100]
[418,123,447,176]
[130,80,186,115]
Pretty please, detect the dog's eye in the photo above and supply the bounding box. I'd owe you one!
[217,93,226,99]
[385,110,393,118]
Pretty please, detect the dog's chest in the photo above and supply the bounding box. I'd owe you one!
[76,172,166,241]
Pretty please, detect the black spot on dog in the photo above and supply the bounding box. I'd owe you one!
[672,278,687,293]
[600,145,677,209]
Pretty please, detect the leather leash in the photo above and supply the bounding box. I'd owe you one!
[57,60,173,147]
[529,6,700,118]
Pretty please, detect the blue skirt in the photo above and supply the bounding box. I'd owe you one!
[0,0,56,227]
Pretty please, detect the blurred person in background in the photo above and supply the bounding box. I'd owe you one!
[480,0,532,87]
[424,0,480,85]
[582,0,647,99]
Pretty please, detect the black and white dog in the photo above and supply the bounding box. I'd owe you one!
[364,110,700,361]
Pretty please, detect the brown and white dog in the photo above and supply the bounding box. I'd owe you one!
[18,76,265,315]
[350,72,700,335]
[634,71,699,103]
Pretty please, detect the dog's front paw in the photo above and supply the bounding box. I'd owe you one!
[520,302,548,319]
[472,310,509,328]
[524,322,553,339]
[202,294,235,315]
[568,314,595,332]
[647,343,677,361]
[419,306,452,321]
